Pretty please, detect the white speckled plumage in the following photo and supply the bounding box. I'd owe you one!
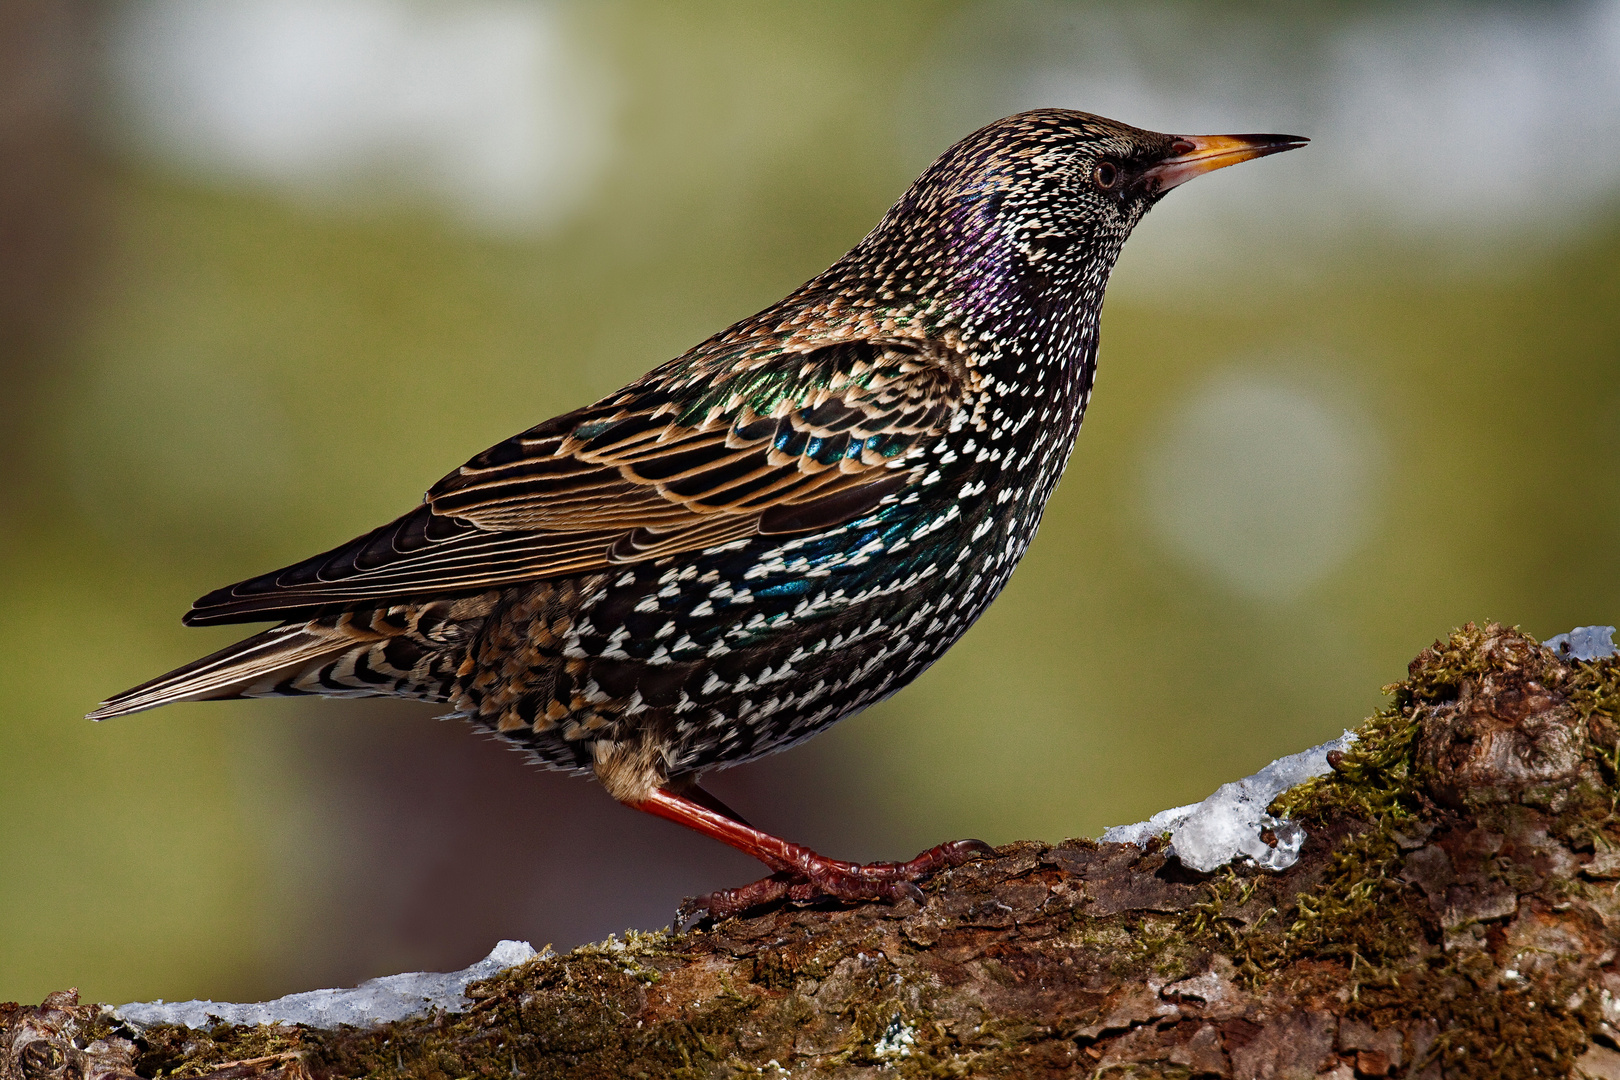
[93,111,1304,915]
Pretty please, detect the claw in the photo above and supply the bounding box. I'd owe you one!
[945,838,995,862]
[672,899,708,934]
[664,837,991,931]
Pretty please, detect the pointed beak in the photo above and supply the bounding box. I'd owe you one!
[1140,133,1308,193]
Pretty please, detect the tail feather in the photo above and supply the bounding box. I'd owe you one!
[88,598,494,720]
[89,625,360,719]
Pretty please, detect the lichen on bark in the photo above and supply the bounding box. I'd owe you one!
[9,622,1620,1079]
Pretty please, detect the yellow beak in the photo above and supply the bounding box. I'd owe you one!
[1142,133,1308,192]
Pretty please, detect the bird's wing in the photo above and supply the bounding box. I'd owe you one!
[185,338,974,625]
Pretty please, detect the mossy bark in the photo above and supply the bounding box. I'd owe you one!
[10,624,1620,1079]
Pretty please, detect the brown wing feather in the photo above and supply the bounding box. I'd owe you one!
[185,338,972,626]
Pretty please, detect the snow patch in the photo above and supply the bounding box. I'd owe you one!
[1101,625,1613,873]
[1545,625,1617,663]
[1101,732,1357,873]
[115,939,543,1030]
[872,1015,916,1060]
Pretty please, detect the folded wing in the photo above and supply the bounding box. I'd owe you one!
[185,338,972,625]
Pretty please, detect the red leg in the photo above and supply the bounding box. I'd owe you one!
[630,786,991,924]
[668,780,754,827]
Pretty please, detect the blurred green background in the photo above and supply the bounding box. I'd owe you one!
[3,0,1618,1005]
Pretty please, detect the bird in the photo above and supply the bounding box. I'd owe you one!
[92,110,1305,923]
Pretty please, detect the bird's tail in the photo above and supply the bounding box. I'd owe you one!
[87,602,485,720]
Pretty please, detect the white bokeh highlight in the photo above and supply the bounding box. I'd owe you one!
[915,0,1620,270]
[106,0,614,231]
[1025,0,1620,227]
[1141,373,1378,601]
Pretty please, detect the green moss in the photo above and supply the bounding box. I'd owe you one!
[1124,916,1186,973]
[1189,696,1424,977]
[1267,623,1523,828]
[131,1021,309,1078]
[1184,868,1275,974]
[1565,654,1620,821]
[558,930,669,986]
[1566,657,1620,727]
[1270,703,1420,827]
[1208,624,1577,981]
[1352,951,1596,1080]
[1278,825,1419,972]
[1184,620,1620,1080]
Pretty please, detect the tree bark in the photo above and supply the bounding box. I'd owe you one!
[8,623,1620,1079]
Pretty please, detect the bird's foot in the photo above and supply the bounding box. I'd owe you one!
[675,838,992,928]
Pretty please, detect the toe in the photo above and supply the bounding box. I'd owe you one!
[892,880,926,904]
[673,896,713,932]
[943,838,995,864]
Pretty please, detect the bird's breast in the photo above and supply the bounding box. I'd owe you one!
[464,369,1088,774]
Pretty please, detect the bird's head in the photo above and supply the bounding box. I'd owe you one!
[851,110,1306,326]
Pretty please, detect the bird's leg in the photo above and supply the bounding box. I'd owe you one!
[630,786,991,925]
[665,777,754,827]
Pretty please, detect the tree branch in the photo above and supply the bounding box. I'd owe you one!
[9,623,1620,1079]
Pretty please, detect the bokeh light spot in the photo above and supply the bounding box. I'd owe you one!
[106,0,615,232]
[1141,373,1378,601]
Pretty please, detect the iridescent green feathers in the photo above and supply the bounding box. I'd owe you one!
[92,109,1269,755]
[182,337,974,627]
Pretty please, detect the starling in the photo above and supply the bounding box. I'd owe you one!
[92,111,1305,921]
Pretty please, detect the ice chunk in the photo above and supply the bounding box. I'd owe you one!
[115,939,542,1031]
[1544,625,1617,662]
[1101,732,1356,873]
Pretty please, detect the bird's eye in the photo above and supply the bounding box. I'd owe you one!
[1093,161,1121,191]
